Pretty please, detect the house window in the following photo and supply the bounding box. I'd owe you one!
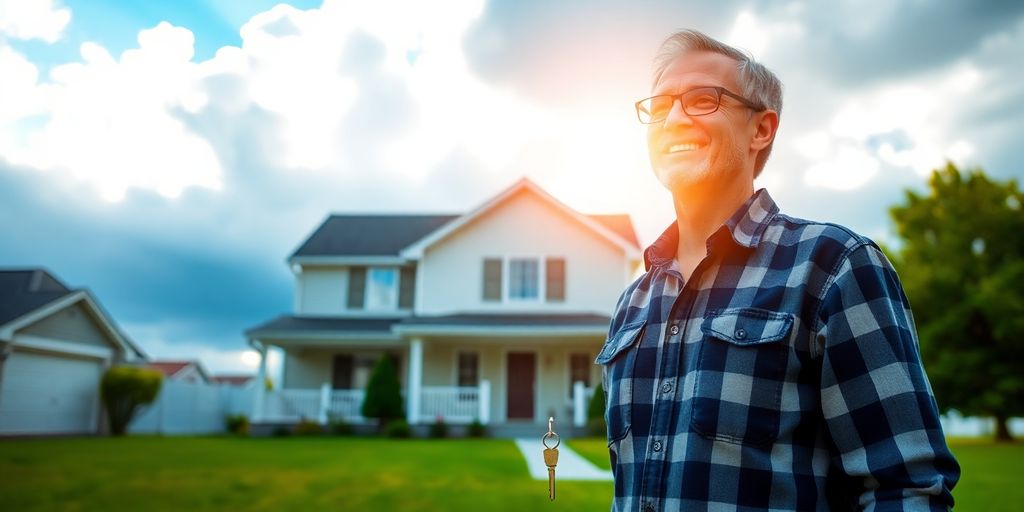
[508,258,540,300]
[457,352,479,387]
[569,353,591,398]
[365,268,398,309]
[347,267,366,309]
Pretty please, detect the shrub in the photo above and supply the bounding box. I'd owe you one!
[100,366,163,436]
[361,355,404,432]
[385,419,411,438]
[271,425,291,437]
[428,416,448,439]
[467,418,486,438]
[587,381,607,437]
[294,417,323,436]
[225,414,250,435]
[327,414,354,436]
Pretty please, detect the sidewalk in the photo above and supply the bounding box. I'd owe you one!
[513,438,613,481]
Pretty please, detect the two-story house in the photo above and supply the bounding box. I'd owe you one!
[244,178,641,431]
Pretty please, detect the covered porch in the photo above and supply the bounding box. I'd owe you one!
[245,314,607,428]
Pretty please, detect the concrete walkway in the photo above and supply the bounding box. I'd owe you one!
[514,438,613,481]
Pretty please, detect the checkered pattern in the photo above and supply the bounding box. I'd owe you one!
[596,189,959,511]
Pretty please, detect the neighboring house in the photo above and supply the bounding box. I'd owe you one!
[0,268,146,435]
[245,178,642,429]
[147,360,211,385]
[211,374,256,387]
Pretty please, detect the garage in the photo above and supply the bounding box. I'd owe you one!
[0,350,104,434]
[0,268,146,436]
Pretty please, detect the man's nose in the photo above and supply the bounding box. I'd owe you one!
[663,97,693,127]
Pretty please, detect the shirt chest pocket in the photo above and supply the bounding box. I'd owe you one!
[690,308,794,446]
[595,320,646,444]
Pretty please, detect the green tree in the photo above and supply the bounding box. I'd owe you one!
[889,162,1024,441]
[361,355,404,432]
[100,366,162,436]
[586,381,607,437]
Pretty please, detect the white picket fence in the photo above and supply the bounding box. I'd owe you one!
[129,379,255,435]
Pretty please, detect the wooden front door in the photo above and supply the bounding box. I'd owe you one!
[506,352,535,420]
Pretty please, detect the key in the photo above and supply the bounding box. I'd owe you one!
[543,416,560,502]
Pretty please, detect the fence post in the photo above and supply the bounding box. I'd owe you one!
[479,380,491,425]
[318,382,331,425]
[573,381,585,427]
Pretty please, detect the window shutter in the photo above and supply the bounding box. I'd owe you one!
[545,257,565,301]
[399,266,416,309]
[483,258,502,301]
[347,266,366,309]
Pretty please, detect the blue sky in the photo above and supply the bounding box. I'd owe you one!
[1,0,1022,377]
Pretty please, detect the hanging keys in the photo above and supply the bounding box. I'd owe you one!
[542,416,560,502]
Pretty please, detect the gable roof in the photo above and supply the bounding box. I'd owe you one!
[289,178,641,261]
[0,268,146,359]
[147,360,210,382]
[0,269,74,326]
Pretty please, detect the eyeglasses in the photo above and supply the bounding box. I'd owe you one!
[635,86,765,124]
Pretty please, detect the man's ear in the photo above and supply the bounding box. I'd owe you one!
[751,110,779,151]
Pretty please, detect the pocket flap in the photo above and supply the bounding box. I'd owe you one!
[594,321,646,364]
[700,308,793,346]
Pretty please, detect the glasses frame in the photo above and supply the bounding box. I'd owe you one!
[635,86,766,124]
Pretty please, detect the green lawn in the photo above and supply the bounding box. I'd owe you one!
[0,436,1019,510]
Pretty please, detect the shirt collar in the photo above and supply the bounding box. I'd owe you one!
[643,188,780,271]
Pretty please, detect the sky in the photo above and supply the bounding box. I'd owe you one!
[1,0,1022,378]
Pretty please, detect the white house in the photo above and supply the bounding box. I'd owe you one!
[147,360,211,385]
[244,178,642,430]
[0,268,146,435]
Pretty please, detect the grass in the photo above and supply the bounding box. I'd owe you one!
[0,435,1019,510]
[0,436,612,511]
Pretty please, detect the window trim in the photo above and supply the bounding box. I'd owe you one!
[505,256,544,303]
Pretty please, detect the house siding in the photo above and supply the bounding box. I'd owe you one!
[19,302,115,350]
[296,268,348,315]
[417,190,628,315]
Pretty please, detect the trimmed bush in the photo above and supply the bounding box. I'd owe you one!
[100,366,162,436]
[294,418,323,436]
[385,419,411,438]
[225,414,249,435]
[327,414,354,436]
[361,355,404,432]
[271,425,291,437]
[467,418,486,438]
[428,416,448,439]
[587,381,607,437]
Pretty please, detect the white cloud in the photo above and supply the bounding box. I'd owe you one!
[0,0,70,43]
[726,8,805,59]
[804,144,880,190]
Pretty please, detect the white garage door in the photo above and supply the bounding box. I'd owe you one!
[0,350,103,434]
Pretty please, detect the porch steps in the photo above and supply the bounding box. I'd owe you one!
[514,438,613,481]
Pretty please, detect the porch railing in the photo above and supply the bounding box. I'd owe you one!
[419,386,480,423]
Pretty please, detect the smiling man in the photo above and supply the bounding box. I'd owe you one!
[596,30,959,511]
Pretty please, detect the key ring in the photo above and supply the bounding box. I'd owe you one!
[542,416,560,449]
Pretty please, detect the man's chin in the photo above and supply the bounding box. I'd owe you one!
[655,166,711,194]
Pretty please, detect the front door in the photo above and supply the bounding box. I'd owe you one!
[506,352,535,420]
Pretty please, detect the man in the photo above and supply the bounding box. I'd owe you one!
[596,29,960,511]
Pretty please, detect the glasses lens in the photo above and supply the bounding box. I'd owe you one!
[638,96,674,123]
[681,88,720,115]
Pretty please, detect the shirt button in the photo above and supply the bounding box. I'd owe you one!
[653,440,662,452]
[735,328,747,339]
[669,325,680,335]
[661,382,672,393]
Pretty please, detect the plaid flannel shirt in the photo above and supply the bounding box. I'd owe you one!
[597,188,959,511]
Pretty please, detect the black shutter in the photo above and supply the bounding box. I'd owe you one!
[483,258,502,301]
[347,266,366,309]
[399,266,416,309]
[545,258,565,301]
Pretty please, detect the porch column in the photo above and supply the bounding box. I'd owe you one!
[573,381,586,427]
[479,380,491,425]
[407,337,423,425]
[253,341,268,422]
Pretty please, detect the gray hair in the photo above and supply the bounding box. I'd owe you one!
[652,29,783,177]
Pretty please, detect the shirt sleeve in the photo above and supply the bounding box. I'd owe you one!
[814,242,960,510]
